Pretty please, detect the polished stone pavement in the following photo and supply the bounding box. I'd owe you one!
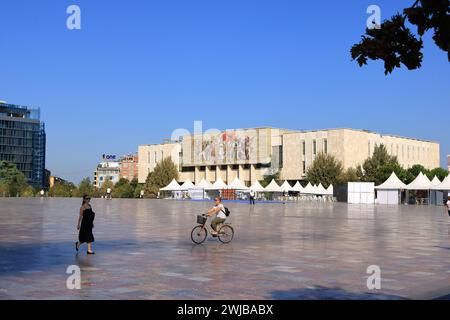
[0,198,449,300]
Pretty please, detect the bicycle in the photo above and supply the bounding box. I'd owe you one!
[191,214,234,244]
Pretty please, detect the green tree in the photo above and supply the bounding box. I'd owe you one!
[338,167,360,184]
[100,177,114,196]
[0,161,31,197]
[357,144,398,182]
[351,1,449,74]
[376,162,413,185]
[112,178,135,198]
[144,158,179,197]
[49,180,77,197]
[76,177,94,197]
[306,153,344,188]
[428,167,449,181]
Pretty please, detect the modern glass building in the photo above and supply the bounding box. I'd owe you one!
[0,101,46,189]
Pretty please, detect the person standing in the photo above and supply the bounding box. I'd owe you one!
[106,187,112,200]
[446,197,450,217]
[249,189,256,205]
[75,195,96,254]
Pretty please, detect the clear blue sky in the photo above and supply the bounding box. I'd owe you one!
[0,0,448,184]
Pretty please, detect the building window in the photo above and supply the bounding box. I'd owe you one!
[302,161,306,174]
[302,141,306,156]
[154,151,157,163]
[368,142,371,156]
[279,146,283,168]
[313,140,317,155]
[324,139,328,154]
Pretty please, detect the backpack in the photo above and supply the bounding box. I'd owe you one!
[222,207,231,217]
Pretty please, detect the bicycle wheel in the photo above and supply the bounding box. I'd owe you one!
[218,225,234,244]
[191,225,207,244]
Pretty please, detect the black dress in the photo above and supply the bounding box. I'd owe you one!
[79,207,95,244]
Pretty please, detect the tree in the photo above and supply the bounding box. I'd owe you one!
[357,144,398,182]
[351,1,449,74]
[338,167,360,184]
[49,180,77,197]
[112,178,135,198]
[428,167,449,181]
[144,158,179,197]
[99,177,114,196]
[407,164,430,181]
[376,162,413,185]
[306,153,344,188]
[0,161,31,197]
[76,177,94,197]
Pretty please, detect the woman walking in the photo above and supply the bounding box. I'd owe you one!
[75,195,95,254]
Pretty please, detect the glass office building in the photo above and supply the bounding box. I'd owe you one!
[0,101,46,189]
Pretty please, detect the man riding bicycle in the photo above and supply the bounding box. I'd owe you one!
[206,197,227,236]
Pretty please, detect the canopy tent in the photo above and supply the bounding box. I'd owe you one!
[431,175,450,191]
[160,179,181,191]
[280,181,293,192]
[206,178,228,190]
[179,179,195,191]
[405,172,433,190]
[264,179,282,192]
[375,172,406,205]
[325,185,334,196]
[228,177,249,190]
[316,183,328,195]
[302,182,316,194]
[249,180,266,193]
[292,181,304,193]
[430,176,442,187]
[375,172,407,190]
[196,178,213,189]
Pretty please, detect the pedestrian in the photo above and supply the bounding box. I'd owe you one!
[75,195,96,254]
[446,196,450,217]
[106,187,112,200]
[249,189,255,205]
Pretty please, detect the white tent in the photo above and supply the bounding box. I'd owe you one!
[302,182,316,194]
[249,180,266,193]
[430,176,441,187]
[196,178,212,189]
[228,177,249,190]
[160,178,181,191]
[179,179,195,191]
[405,172,433,190]
[375,172,407,190]
[264,179,282,192]
[280,181,293,192]
[375,172,406,205]
[325,185,334,196]
[292,181,304,193]
[431,175,450,191]
[316,183,328,195]
[206,178,228,190]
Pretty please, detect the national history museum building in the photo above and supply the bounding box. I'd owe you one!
[138,127,440,186]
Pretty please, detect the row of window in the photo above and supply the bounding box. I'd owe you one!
[0,120,40,130]
[0,154,33,163]
[0,137,34,146]
[0,146,33,154]
[301,139,328,156]
[369,142,430,161]
[0,129,34,138]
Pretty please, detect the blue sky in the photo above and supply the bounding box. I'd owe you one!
[0,0,448,184]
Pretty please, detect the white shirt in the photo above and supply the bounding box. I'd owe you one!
[215,204,227,219]
[107,188,111,194]
[250,190,255,197]
[447,201,450,211]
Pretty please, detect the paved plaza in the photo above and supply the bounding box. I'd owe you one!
[0,198,450,300]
